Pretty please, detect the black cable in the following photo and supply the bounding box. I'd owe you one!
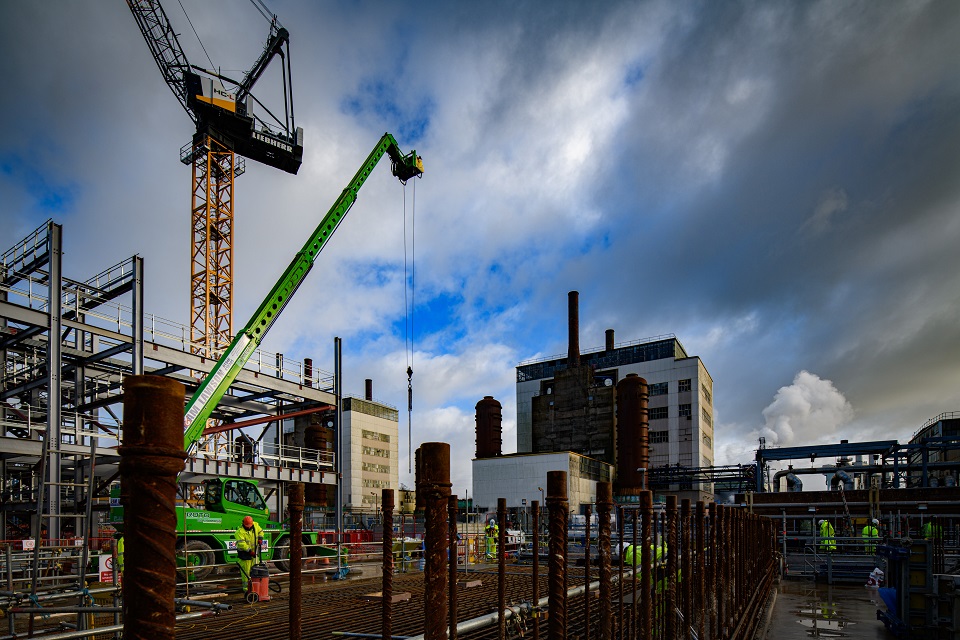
[176,0,216,71]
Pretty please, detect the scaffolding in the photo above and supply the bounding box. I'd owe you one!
[1,220,336,551]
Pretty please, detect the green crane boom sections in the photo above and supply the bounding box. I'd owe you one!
[182,133,423,450]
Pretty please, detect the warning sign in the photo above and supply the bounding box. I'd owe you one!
[99,554,119,583]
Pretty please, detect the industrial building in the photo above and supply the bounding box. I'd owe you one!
[515,291,714,503]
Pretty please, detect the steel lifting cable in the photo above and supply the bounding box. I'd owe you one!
[403,180,417,473]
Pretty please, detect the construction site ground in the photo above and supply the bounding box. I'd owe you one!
[762,578,895,639]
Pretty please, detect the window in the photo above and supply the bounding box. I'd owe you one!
[678,379,691,392]
[223,480,266,510]
[362,445,390,458]
[702,433,712,449]
[363,430,391,443]
[649,406,668,420]
[362,479,390,489]
[650,430,669,443]
[362,462,391,474]
[701,408,713,428]
[679,404,692,418]
[649,382,668,396]
[701,383,712,405]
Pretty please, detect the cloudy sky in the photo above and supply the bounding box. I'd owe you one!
[3,1,959,495]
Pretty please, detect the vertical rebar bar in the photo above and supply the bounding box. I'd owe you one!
[119,376,186,640]
[382,488,395,640]
[584,503,592,640]
[547,471,568,640]
[639,492,653,640]
[631,508,638,640]
[597,483,612,640]
[681,499,691,640]
[709,503,719,640]
[420,443,451,640]
[6,545,14,637]
[532,499,540,640]
[289,482,304,640]
[718,505,728,639]
[617,507,624,640]
[449,495,459,640]
[498,497,507,640]
[666,496,677,640]
[696,501,705,640]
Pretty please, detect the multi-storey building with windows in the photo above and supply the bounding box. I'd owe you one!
[341,396,400,512]
[515,294,714,503]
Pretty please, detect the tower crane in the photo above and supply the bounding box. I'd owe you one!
[126,0,303,359]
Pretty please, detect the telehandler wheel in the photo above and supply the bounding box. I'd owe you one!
[177,540,215,581]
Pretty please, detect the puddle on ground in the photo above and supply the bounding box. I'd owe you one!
[779,581,888,638]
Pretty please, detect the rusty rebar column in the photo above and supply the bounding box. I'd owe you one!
[666,495,678,640]
[617,506,625,640]
[420,443,451,640]
[547,471,568,640]
[631,508,638,640]
[119,376,186,640]
[497,497,507,640]
[709,503,719,640]
[681,498,691,639]
[382,488,395,640]
[289,483,304,640]
[639,492,653,640]
[717,505,727,639]
[696,501,706,640]
[596,483,613,640]
[532,500,540,640]
[584,503,592,640]
[448,495,459,640]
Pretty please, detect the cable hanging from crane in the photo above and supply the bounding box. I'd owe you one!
[403,178,417,474]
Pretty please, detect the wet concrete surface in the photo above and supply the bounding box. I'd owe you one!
[764,579,896,639]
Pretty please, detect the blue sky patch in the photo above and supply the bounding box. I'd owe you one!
[0,152,78,216]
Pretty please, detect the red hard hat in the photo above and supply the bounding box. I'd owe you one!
[242,516,254,527]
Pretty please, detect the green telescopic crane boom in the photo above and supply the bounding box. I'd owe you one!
[182,133,423,451]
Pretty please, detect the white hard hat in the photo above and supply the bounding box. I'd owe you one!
[620,541,631,551]
[873,519,879,525]
[819,519,825,525]
[490,519,496,525]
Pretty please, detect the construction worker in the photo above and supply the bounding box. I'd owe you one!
[818,519,836,553]
[621,541,673,593]
[114,533,125,575]
[234,515,264,592]
[922,517,943,541]
[862,519,880,554]
[485,519,499,558]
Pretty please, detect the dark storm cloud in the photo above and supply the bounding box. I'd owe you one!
[584,1,960,445]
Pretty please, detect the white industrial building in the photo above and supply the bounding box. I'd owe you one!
[471,451,614,516]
